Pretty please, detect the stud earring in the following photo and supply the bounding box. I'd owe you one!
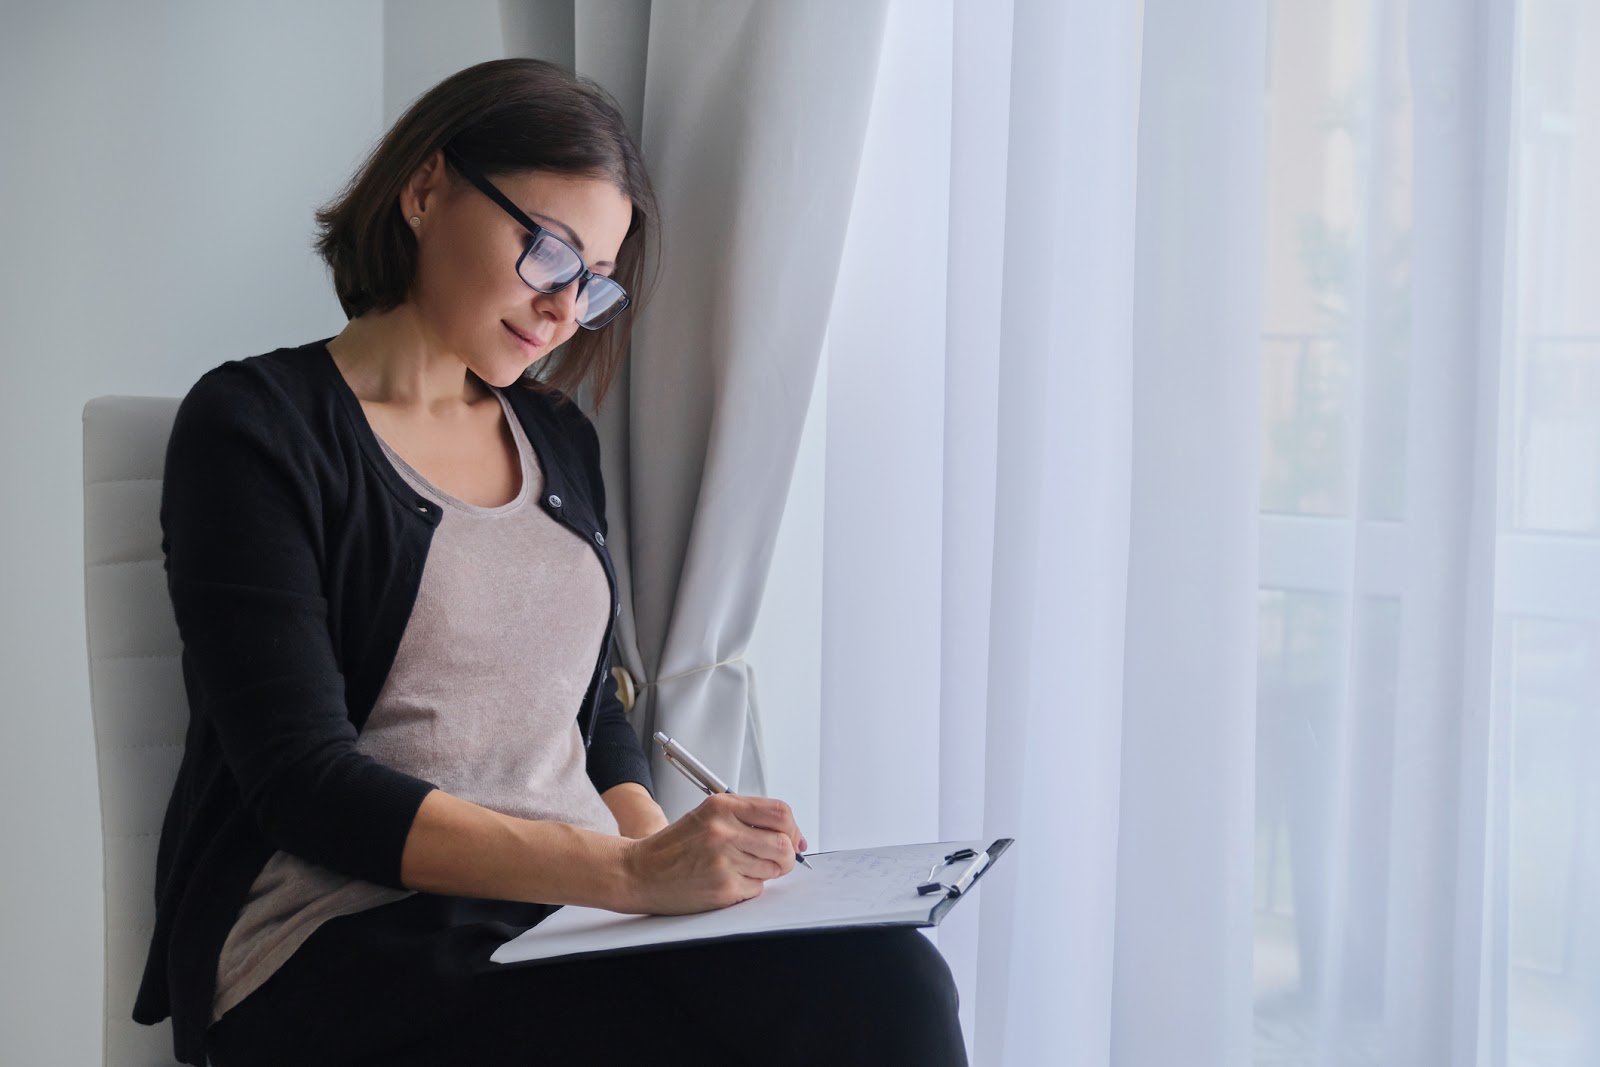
[409,216,421,227]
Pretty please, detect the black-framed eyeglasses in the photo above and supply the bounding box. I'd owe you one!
[440,143,629,331]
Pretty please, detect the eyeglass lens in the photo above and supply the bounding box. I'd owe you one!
[518,232,627,329]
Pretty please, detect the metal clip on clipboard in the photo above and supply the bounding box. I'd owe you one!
[916,848,989,898]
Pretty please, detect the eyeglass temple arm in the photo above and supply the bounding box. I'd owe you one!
[439,143,550,242]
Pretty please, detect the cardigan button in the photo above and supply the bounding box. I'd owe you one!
[594,531,606,547]
[547,494,562,509]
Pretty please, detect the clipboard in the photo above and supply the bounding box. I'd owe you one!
[490,837,1015,967]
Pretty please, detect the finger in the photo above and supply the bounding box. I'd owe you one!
[732,796,801,847]
[703,791,739,817]
[733,826,794,879]
[716,796,804,861]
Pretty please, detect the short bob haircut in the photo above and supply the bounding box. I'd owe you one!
[313,58,660,409]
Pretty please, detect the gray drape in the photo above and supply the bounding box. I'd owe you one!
[569,0,889,813]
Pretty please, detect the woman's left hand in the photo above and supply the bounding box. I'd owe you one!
[601,782,671,839]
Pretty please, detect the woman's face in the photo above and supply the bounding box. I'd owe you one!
[403,152,635,388]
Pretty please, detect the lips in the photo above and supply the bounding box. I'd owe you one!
[504,321,544,350]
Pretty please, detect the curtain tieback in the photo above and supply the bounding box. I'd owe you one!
[610,655,748,715]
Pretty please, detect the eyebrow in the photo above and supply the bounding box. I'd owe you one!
[527,210,616,270]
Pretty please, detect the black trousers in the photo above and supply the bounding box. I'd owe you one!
[205,892,968,1066]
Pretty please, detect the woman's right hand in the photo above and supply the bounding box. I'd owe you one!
[619,792,808,915]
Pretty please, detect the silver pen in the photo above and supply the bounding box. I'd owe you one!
[653,731,813,869]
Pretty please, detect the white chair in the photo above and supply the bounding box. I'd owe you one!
[82,396,191,1066]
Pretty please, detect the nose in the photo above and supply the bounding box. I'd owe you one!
[535,277,584,327]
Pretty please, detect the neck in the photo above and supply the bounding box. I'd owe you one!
[326,305,491,414]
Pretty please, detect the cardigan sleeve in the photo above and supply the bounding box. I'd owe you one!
[585,664,655,797]
[554,394,656,799]
[160,367,437,888]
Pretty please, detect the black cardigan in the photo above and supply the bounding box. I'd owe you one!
[132,339,653,1065]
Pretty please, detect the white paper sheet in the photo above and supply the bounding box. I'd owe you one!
[490,839,995,965]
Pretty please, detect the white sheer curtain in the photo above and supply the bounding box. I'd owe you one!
[817,1,1600,1065]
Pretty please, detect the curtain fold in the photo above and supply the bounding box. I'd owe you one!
[574,0,890,814]
[975,1,1140,1063]
[940,0,1015,1056]
[1111,0,1270,1059]
[1384,2,1517,1063]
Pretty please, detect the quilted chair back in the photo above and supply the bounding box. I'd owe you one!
[82,396,191,1065]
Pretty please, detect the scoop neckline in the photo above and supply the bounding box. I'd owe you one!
[374,389,533,516]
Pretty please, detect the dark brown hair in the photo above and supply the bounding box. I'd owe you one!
[313,58,660,408]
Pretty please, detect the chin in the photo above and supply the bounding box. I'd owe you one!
[478,365,533,390]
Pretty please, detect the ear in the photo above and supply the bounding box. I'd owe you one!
[398,149,449,226]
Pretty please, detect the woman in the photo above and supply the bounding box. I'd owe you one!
[132,58,967,1066]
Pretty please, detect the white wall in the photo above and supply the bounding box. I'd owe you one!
[383,0,505,123]
[0,3,385,1061]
